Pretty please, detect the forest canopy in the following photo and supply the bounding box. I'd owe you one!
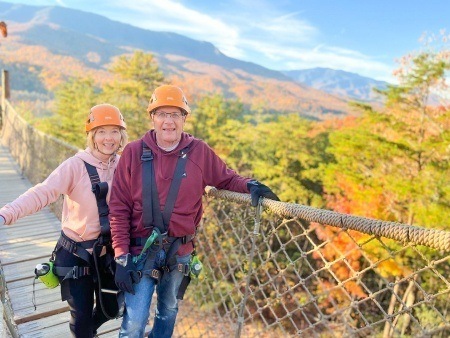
[29,44,450,231]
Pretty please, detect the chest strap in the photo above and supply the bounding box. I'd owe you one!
[83,161,111,240]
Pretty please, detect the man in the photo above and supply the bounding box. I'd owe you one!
[110,84,278,338]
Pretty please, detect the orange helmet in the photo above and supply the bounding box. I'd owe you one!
[85,104,126,132]
[147,85,191,115]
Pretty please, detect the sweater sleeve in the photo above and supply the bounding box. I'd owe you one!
[109,144,133,257]
[0,159,76,225]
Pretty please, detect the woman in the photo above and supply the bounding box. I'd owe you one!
[0,104,128,337]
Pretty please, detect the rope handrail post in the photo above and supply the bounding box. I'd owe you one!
[235,197,263,338]
[1,69,9,129]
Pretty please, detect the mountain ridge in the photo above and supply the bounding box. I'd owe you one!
[0,1,380,119]
[282,68,388,101]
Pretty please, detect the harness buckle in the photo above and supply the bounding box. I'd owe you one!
[64,238,77,254]
[151,269,161,279]
[71,266,90,279]
[72,266,79,279]
[141,150,154,162]
[178,263,190,276]
[181,234,195,244]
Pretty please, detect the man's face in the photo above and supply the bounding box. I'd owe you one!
[151,106,186,148]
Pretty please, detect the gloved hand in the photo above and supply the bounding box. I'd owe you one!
[0,215,5,225]
[247,180,280,207]
[114,253,140,295]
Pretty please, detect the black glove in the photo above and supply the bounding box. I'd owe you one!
[114,253,140,295]
[247,180,280,207]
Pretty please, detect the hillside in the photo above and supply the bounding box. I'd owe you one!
[0,1,358,119]
[283,68,388,102]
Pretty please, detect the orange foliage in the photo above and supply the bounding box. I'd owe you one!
[325,173,387,218]
[2,42,112,90]
[311,222,367,299]
[161,54,354,118]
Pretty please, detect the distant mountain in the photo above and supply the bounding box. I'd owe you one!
[0,1,370,119]
[0,1,289,81]
[282,68,388,102]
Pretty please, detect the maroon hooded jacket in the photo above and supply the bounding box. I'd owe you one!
[110,130,251,257]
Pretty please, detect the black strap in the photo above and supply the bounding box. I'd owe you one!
[141,143,164,231]
[54,266,91,281]
[141,141,189,232]
[130,233,195,247]
[83,161,111,238]
[56,231,94,263]
[162,147,189,226]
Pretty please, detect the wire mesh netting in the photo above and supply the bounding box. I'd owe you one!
[174,194,450,338]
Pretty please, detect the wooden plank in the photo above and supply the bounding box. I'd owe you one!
[3,257,48,282]
[17,311,124,338]
[0,233,59,253]
[0,243,58,265]
[0,214,61,234]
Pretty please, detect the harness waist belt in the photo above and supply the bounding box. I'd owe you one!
[57,231,96,263]
[130,233,195,247]
[58,231,97,249]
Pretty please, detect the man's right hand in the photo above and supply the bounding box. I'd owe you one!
[114,253,140,295]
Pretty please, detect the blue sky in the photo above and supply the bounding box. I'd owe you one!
[6,0,450,82]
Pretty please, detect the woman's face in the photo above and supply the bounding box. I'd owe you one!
[92,125,122,160]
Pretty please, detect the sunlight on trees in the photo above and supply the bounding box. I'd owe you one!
[102,51,165,141]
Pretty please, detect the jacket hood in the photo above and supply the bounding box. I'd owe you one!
[75,148,119,170]
[143,130,196,155]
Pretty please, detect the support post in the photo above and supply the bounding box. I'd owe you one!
[1,69,9,128]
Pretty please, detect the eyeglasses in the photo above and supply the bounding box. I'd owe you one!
[153,111,185,120]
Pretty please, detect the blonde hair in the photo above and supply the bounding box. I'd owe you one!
[87,128,128,153]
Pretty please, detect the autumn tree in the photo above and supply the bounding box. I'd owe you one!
[40,77,98,148]
[323,49,450,227]
[102,50,165,140]
[318,43,450,316]
[187,94,244,146]
[246,114,329,205]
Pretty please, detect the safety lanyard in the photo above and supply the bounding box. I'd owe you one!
[141,140,189,234]
[83,161,111,238]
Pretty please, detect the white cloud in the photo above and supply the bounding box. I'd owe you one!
[105,0,244,58]
[238,38,394,82]
[254,11,318,44]
[25,0,395,81]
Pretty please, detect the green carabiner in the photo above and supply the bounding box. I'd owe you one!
[133,229,159,263]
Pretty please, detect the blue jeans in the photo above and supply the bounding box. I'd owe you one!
[119,250,190,338]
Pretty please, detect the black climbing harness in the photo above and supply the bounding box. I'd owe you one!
[48,161,123,319]
[83,161,124,319]
[130,141,195,297]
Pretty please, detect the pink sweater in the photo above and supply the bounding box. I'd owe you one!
[0,148,119,242]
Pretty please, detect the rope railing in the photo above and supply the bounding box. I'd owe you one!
[205,187,450,252]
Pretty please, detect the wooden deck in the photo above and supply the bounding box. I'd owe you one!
[0,144,122,337]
